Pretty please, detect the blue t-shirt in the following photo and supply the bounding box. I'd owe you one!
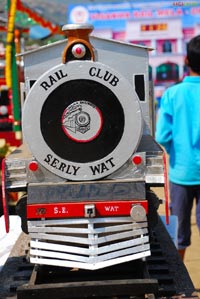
[155,76,200,185]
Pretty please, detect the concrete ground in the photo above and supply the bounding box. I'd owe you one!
[153,187,200,292]
[184,203,200,291]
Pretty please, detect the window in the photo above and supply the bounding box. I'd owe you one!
[134,74,145,101]
[156,63,179,82]
[162,41,172,53]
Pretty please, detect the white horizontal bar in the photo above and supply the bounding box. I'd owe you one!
[30,248,88,263]
[30,234,149,257]
[29,226,148,246]
[28,217,135,227]
[30,240,89,255]
[30,250,151,270]
[28,222,147,235]
[30,243,150,264]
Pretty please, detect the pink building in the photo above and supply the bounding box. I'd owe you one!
[125,18,190,88]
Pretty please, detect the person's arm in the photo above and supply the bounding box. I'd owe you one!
[155,90,173,154]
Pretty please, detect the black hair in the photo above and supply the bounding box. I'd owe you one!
[186,35,200,74]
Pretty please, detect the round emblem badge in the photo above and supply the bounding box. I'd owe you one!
[62,101,103,143]
[22,61,142,181]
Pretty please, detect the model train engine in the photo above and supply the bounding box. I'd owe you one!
[2,24,165,270]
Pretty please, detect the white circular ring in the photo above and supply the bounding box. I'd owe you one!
[22,61,143,181]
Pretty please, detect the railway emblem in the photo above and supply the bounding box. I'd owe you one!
[62,100,103,142]
[23,61,142,180]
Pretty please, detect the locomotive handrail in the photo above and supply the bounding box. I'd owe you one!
[163,151,169,225]
[2,158,9,233]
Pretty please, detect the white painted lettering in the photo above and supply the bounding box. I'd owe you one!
[104,206,119,212]
[54,207,58,214]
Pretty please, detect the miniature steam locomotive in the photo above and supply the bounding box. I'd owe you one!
[2,24,166,270]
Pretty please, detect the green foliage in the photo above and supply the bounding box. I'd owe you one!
[0,142,9,158]
[15,11,37,28]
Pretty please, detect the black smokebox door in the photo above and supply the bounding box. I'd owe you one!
[40,79,125,163]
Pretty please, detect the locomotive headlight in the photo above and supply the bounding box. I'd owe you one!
[29,161,39,172]
[132,155,143,165]
[72,43,86,58]
[0,105,8,115]
[130,205,146,221]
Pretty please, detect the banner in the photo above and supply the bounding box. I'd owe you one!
[68,1,200,33]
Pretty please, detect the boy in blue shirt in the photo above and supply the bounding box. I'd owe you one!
[156,35,200,261]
